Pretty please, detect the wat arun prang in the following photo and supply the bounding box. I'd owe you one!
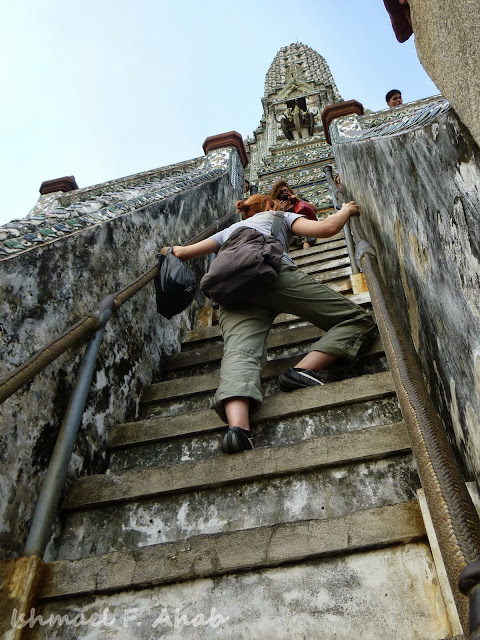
[245,43,343,215]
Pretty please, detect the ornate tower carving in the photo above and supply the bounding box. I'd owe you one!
[245,43,343,213]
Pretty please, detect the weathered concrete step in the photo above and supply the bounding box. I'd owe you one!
[54,447,417,560]
[182,313,300,344]
[289,233,346,258]
[141,355,388,422]
[312,265,353,283]
[113,368,393,448]
[301,255,351,275]
[349,291,371,305]
[165,320,373,373]
[184,312,301,345]
[165,324,324,372]
[292,245,348,268]
[40,501,424,600]
[182,295,370,351]
[142,334,384,407]
[66,421,410,511]
[141,352,386,423]
[35,540,451,640]
[110,400,400,473]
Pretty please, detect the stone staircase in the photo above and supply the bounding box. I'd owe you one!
[33,233,458,639]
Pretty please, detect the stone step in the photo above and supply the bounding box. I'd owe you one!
[164,319,375,374]
[288,233,346,258]
[40,501,424,600]
[110,399,400,473]
[349,291,371,305]
[65,420,411,511]
[112,368,397,473]
[301,255,351,275]
[183,312,302,345]
[312,265,353,283]
[36,538,451,639]
[149,334,384,403]
[52,424,417,560]
[292,245,348,268]
[180,315,315,353]
[164,324,322,373]
[140,351,387,423]
[116,369,394,448]
[141,361,391,425]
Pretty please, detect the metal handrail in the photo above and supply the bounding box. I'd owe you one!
[24,297,114,556]
[323,165,360,275]
[349,215,480,637]
[4,206,239,558]
[0,208,239,406]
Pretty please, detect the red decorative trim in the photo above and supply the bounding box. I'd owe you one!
[39,176,79,195]
[202,131,248,168]
[321,101,365,145]
[383,0,413,43]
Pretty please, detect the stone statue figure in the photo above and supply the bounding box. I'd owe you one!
[305,108,317,136]
[298,103,318,137]
[276,107,294,140]
[276,103,318,139]
[280,117,294,140]
[293,105,303,137]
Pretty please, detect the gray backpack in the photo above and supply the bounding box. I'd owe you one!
[200,212,285,306]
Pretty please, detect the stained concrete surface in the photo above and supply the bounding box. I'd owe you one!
[0,167,241,559]
[49,453,417,561]
[334,108,480,485]
[33,544,450,640]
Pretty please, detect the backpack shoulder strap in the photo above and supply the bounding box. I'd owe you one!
[270,212,285,238]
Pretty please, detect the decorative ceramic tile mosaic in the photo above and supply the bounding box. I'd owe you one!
[0,156,227,259]
[331,96,449,145]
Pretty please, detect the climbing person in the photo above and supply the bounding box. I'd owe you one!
[269,179,318,249]
[161,194,375,455]
[385,89,403,108]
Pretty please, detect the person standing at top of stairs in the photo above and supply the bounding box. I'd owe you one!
[160,194,375,455]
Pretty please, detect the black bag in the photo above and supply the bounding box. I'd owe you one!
[154,248,197,319]
[200,212,285,306]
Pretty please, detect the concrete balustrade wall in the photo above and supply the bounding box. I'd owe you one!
[0,153,242,558]
[333,109,480,485]
[409,0,480,151]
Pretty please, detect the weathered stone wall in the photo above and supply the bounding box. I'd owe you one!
[333,108,480,483]
[0,160,242,559]
[409,0,480,150]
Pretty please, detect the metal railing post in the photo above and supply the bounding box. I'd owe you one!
[323,164,360,275]
[24,297,114,557]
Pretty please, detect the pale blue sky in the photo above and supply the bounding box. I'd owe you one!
[0,0,438,226]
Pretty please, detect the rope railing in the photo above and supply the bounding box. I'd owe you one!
[349,214,480,638]
[0,209,239,406]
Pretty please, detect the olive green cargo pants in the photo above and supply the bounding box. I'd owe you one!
[213,262,376,421]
